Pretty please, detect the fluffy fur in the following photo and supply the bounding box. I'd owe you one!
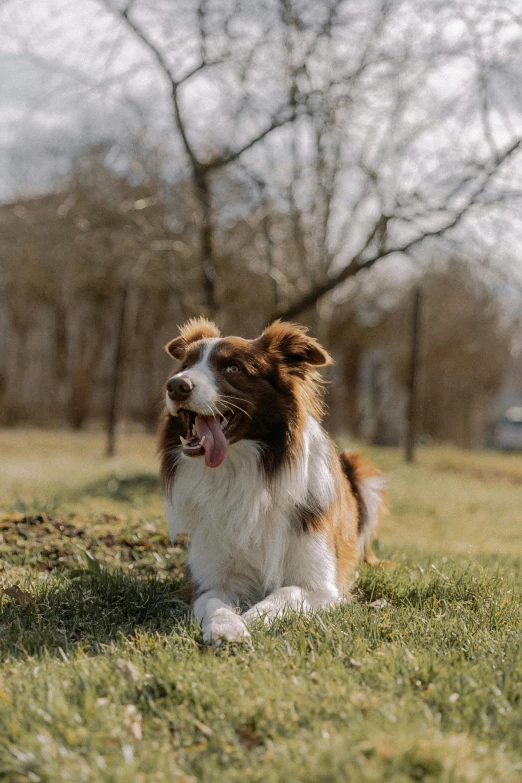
[160,318,387,645]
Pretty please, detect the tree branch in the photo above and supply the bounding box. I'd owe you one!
[274,136,522,321]
[103,0,301,315]
[203,110,297,171]
[114,3,201,169]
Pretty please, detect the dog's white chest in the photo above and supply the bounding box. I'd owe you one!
[164,418,336,601]
[169,440,267,532]
[166,440,289,595]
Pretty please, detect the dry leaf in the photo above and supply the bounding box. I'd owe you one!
[3,584,36,606]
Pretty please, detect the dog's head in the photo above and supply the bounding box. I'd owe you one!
[164,317,332,468]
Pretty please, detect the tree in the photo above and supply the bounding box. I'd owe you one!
[1,0,522,447]
[2,0,522,321]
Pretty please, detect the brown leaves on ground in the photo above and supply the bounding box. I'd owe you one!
[2,583,36,606]
[0,512,187,581]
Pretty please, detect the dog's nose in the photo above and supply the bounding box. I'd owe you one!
[167,376,194,401]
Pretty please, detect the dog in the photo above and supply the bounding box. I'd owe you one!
[160,317,387,645]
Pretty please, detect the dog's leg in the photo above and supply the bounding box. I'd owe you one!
[242,586,338,627]
[193,590,251,646]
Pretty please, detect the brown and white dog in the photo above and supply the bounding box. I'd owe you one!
[160,317,387,645]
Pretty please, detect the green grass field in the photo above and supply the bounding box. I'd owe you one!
[0,429,521,782]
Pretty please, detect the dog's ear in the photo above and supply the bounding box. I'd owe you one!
[255,320,332,370]
[165,317,220,359]
[164,336,187,360]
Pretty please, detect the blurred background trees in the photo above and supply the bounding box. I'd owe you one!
[1,0,521,450]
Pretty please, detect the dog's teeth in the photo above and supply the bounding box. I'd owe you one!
[200,436,206,446]
[220,419,226,430]
[180,436,188,446]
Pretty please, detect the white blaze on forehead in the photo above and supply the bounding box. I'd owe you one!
[170,337,221,414]
[191,338,221,380]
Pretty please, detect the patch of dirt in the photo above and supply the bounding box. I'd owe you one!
[236,721,266,749]
[0,513,188,579]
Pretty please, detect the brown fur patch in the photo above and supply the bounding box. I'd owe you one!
[326,451,361,592]
[339,451,387,565]
[291,495,326,533]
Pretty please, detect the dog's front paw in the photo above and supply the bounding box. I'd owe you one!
[203,609,251,646]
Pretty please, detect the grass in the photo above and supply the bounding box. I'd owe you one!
[0,428,521,782]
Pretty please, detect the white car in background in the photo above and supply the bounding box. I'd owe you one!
[494,407,522,451]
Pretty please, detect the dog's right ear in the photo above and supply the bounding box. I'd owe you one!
[164,317,221,360]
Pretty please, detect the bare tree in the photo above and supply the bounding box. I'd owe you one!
[1,0,522,447]
[3,0,522,319]
[97,0,299,315]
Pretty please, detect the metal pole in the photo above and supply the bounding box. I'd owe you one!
[406,286,422,463]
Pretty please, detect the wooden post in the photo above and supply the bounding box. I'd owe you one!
[105,286,128,458]
[406,286,422,463]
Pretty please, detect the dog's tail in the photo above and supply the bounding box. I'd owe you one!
[339,451,388,565]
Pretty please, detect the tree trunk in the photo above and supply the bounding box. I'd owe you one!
[195,170,216,315]
[106,287,128,458]
[343,343,362,438]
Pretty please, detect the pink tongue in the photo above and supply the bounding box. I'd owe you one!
[195,415,228,468]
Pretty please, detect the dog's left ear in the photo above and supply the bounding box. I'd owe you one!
[164,337,187,360]
[165,317,221,359]
[255,320,332,370]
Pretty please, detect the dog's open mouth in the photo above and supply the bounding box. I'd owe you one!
[178,409,239,468]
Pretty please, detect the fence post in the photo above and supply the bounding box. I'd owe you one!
[406,286,423,463]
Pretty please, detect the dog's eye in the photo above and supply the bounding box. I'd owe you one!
[225,364,240,373]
